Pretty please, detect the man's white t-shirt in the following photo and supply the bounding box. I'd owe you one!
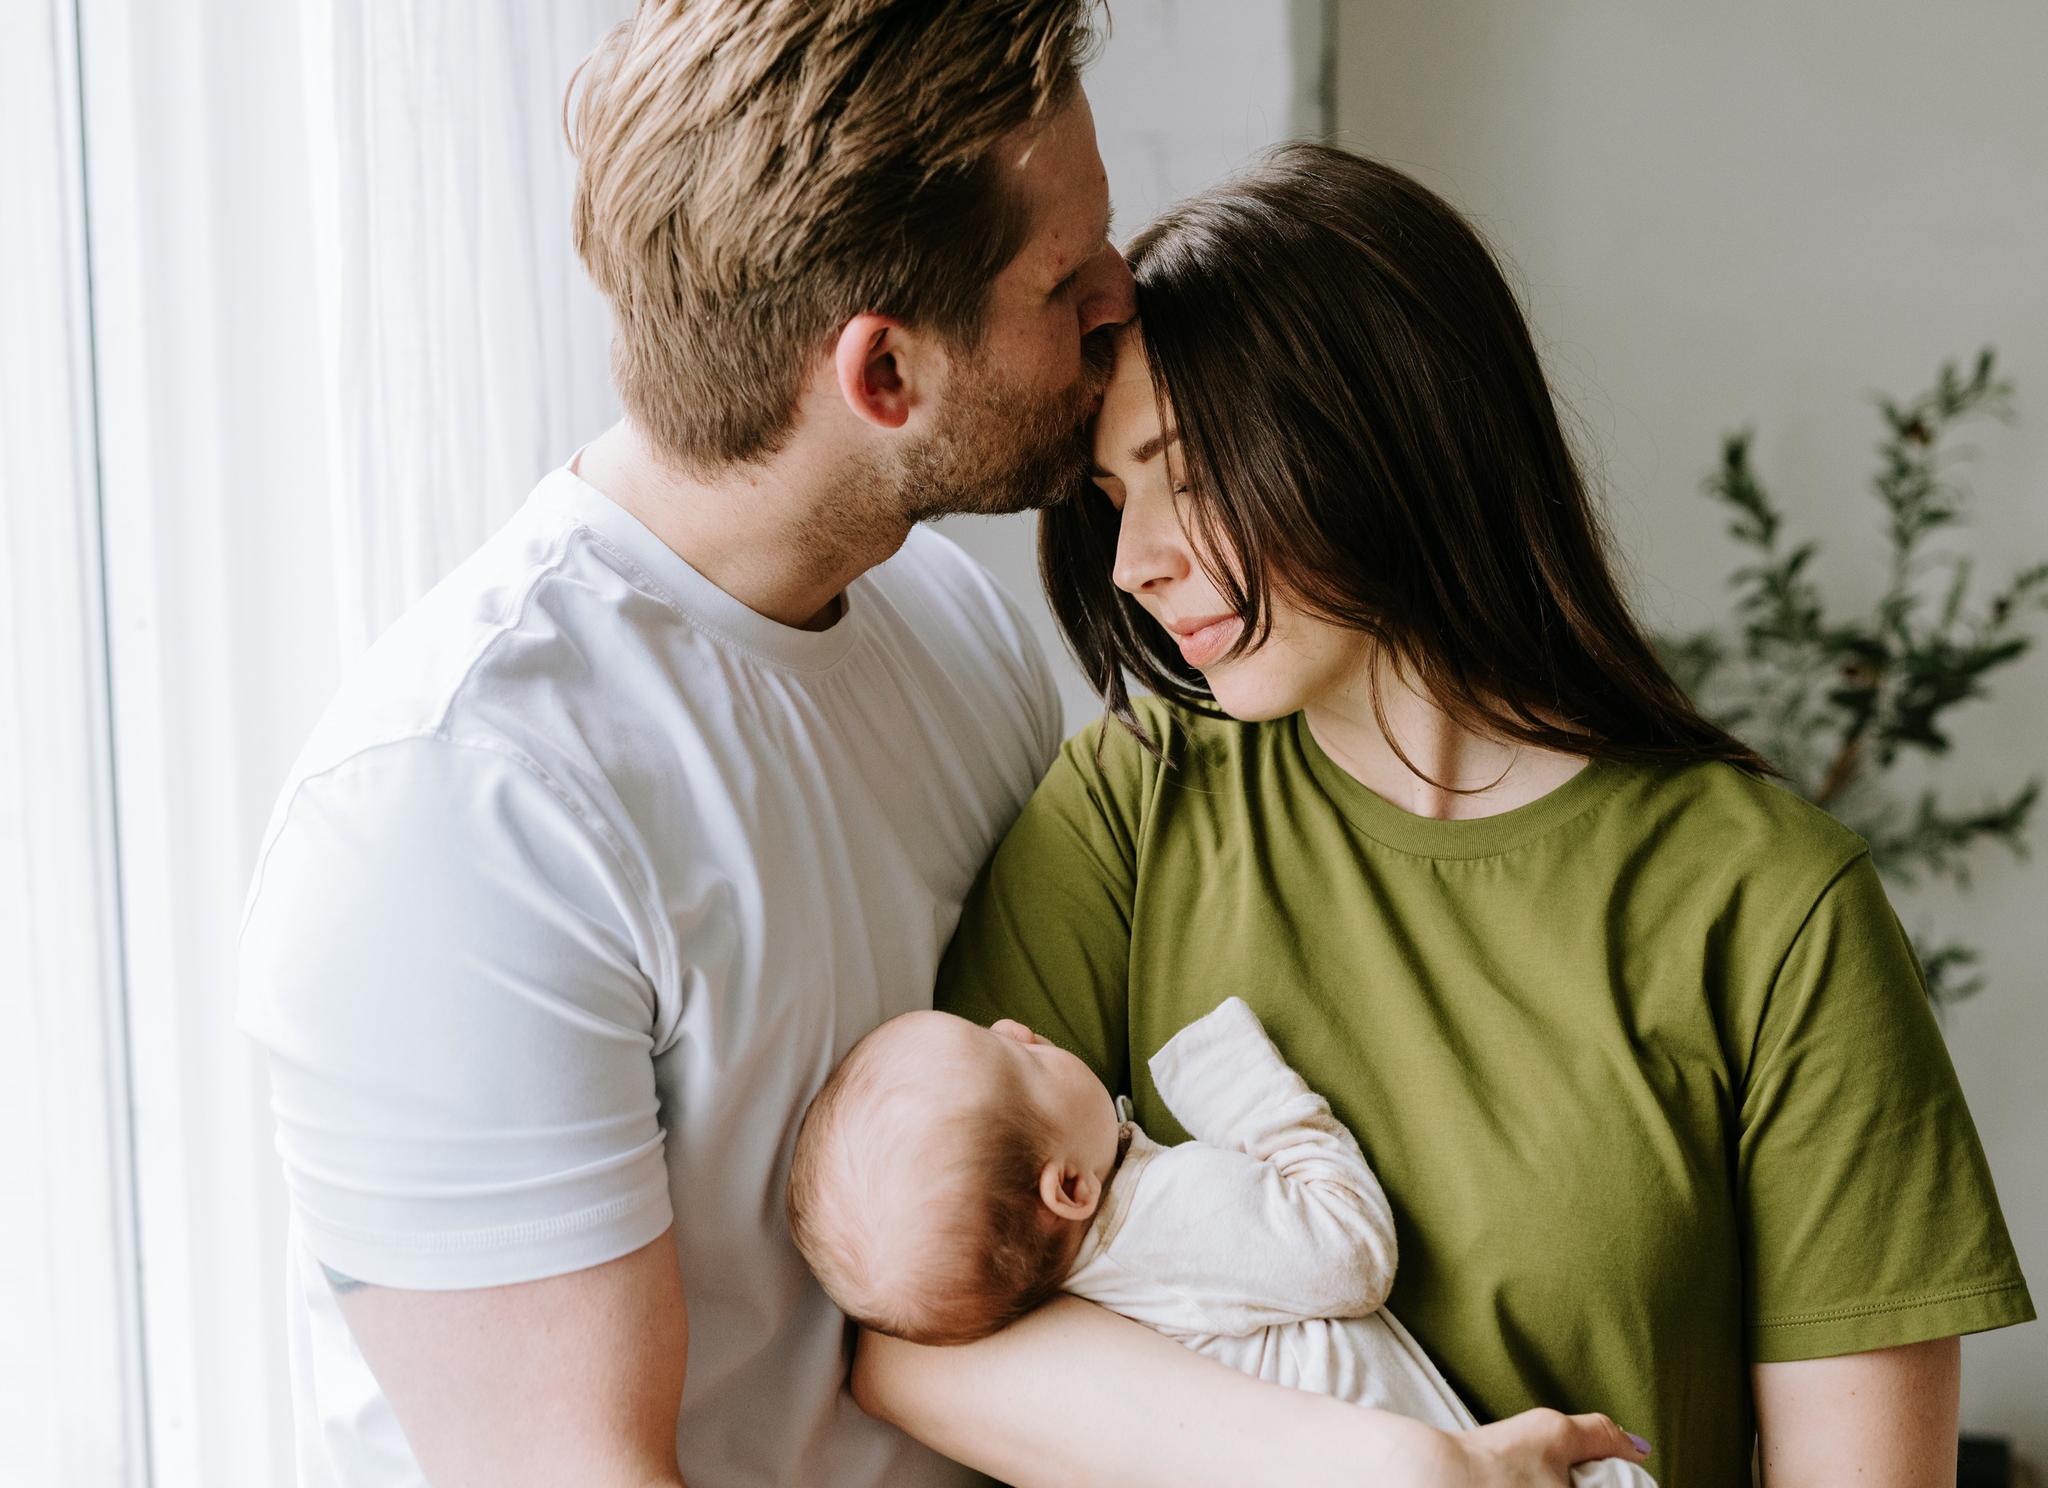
[239,463,1063,1487]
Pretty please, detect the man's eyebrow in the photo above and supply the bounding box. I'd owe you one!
[1056,207,1117,283]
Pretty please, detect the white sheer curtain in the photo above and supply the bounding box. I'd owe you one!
[0,4,144,1484]
[56,2,629,1482]
[299,0,626,656]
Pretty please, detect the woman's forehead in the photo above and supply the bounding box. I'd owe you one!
[1091,334,1166,468]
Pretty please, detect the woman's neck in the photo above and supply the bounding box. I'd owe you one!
[1301,669,1589,822]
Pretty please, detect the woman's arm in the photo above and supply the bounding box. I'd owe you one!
[853,1296,1647,1488]
[1753,1337,1960,1487]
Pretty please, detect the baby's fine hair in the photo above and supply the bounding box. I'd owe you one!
[786,1015,1081,1346]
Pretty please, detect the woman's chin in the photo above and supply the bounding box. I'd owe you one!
[1202,669,1301,724]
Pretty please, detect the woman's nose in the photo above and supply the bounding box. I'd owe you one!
[1111,494,1193,595]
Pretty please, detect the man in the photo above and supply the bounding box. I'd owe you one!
[242,2,1127,1483]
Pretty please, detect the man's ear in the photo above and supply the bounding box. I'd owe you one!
[1038,1160,1103,1224]
[832,313,927,431]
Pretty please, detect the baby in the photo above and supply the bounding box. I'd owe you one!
[787,996,1655,1488]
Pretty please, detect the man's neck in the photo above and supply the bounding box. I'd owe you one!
[573,420,910,632]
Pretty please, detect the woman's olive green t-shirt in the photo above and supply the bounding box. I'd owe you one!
[936,700,2032,1484]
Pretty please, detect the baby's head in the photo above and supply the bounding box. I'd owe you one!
[787,1011,1121,1345]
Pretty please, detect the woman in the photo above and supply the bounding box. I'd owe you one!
[858,145,2032,1483]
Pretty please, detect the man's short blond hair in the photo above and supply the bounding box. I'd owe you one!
[567,0,1101,473]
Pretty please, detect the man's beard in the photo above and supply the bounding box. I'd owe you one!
[898,327,1119,524]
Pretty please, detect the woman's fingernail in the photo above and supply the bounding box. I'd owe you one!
[1625,1432,1652,1456]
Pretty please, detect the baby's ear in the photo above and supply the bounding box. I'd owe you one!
[1038,1161,1102,1224]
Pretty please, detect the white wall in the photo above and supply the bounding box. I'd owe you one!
[938,0,1328,729]
[1335,0,2048,1458]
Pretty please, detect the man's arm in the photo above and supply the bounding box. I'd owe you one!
[1752,1337,1960,1487]
[240,740,685,1477]
[329,1233,689,1488]
[853,1296,1649,1488]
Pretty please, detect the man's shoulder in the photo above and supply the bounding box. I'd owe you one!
[296,485,568,755]
[289,477,710,790]
[248,489,681,915]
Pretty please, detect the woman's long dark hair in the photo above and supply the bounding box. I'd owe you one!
[1041,142,1770,781]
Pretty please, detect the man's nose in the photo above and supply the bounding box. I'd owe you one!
[1078,244,1137,338]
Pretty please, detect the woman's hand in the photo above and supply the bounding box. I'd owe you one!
[1428,1409,1651,1486]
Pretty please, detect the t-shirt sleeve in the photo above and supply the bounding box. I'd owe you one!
[935,718,1147,1095]
[238,735,676,1290]
[1737,850,2035,1361]
[1125,997,1398,1326]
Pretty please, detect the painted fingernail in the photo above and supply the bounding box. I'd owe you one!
[1625,1432,1652,1456]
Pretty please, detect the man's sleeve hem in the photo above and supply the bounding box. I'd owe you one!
[1750,1276,2036,1363]
[299,1178,674,1292]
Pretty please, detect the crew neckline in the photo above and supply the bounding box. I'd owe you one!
[540,463,868,673]
[1072,1124,1163,1271]
[1289,711,1630,860]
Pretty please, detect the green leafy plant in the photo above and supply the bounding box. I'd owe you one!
[1661,349,2048,1004]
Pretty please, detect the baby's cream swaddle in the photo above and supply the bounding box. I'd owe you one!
[1063,997,1655,1488]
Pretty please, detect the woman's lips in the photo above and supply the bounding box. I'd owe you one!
[1174,615,1242,669]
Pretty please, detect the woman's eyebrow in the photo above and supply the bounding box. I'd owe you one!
[1088,428,1181,479]
[1130,428,1180,464]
